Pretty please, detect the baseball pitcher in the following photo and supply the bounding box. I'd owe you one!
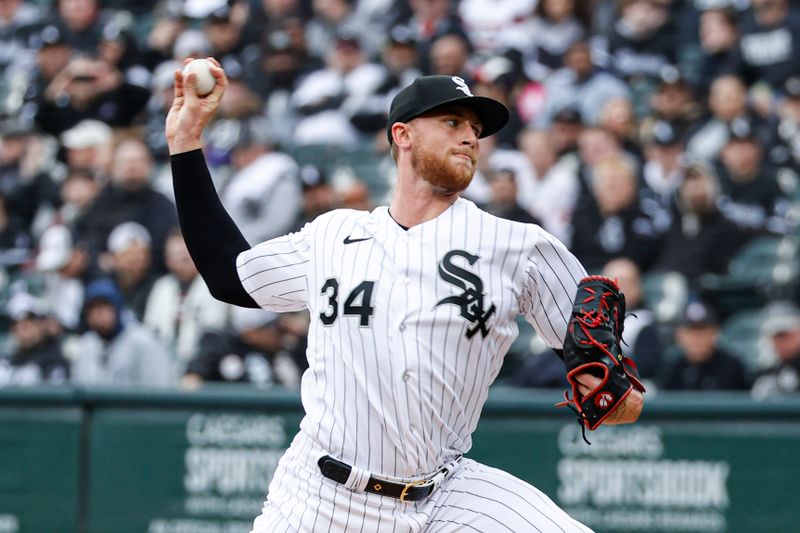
[166,58,644,532]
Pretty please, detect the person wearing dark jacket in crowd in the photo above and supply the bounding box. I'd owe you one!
[728,0,800,91]
[751,300,800,399]
[606,0,677,81]
[75,137,176,272]
[34,56,150,136]
[653,162,743,286]
[1,293,69,387]
[104,222,159,321]
[715,118,791,237]
[480,168,541,225]
[569,154,662,273]
[662,301,748,391]
[182,307,302,389]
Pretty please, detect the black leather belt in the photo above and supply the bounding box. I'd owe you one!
[318,455,448,502]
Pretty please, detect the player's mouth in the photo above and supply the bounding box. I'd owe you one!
[451,151,475,164]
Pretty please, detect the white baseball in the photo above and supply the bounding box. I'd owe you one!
[183,58,216,96]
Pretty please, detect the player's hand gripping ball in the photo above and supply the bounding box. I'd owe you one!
[182,58,216,96]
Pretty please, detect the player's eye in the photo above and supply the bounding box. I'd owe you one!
[445,118,458,127]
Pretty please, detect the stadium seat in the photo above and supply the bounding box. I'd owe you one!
[287,143,344,176]
[701,236,799,318]
[338,145,392,200]
[642,271,689,324]
[717,309,773,375]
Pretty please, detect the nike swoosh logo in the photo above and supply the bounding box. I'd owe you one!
[343,236,373,245]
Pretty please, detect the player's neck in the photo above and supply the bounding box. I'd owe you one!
[389,178,459,228]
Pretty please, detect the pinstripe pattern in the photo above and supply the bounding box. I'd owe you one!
[238,198,589,531]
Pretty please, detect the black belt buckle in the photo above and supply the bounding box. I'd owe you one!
[399,478,433,502]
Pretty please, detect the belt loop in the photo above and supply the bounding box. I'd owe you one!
[343,462,370,492]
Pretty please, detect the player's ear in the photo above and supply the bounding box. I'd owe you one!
[391,122,412,148]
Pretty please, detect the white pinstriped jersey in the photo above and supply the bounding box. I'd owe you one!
[236,197,586,479]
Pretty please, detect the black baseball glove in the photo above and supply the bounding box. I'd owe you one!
[557,275,645,435]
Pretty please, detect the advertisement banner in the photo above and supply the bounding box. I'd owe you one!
[469,417,800,533]
[0,407,81,533]
[86,409,303,533]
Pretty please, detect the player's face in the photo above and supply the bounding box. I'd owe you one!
[409,105,481,193]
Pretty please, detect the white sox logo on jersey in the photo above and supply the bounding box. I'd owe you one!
[435,250,496,339]
[452,76,473,96]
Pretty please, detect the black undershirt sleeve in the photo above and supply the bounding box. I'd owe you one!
[170,149,259,308]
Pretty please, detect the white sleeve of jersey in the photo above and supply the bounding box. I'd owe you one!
[519,228,586,349]
[235,223,312,312]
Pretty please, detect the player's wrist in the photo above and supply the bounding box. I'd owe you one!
[167,136,203,155]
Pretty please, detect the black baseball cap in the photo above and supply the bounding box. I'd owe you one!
[386,75,509,143]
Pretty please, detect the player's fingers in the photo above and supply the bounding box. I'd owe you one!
[173,69,184,100]
[182,70,200,105]
[183,56,195,65]
[205,56,222,68]
[207,64,228,100]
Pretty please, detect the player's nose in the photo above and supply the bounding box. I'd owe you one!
[460,125,479,147]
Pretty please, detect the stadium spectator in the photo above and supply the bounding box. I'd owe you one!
[183,307,302,389]
[0,193,31,271]
[405,0,467,74]
[535,40,630,128]
[68,278,173,387]
[752,300,800,398]
[639,120,685,226]
[60,119,112,176]
[685,73,764,162]
[56,168,101,226]
[693,7,740,94]
[294,164,335,230]
[479,168,541,225]
[96,18,151,88]
[729,0,800,92]
[53,0,106,54]
[74,137,177,269]
[0,0,43,80]
[653,162,743,284]
[291,30,384,147]
[144,4,187,66]
[644,66,702,142]
[220,119,302,244]
[0,292,69,387]
[33,225,87,331]
[549,105,584,157]
[34,55,151,135]
[427,32,472,81]
[598,95,642,160]
[305,0,366,60]
[103,222,157,321]
[569,154,662,273]
[519,0,591,82]
[16,24,74,119]
[661,300,748,391]
[143,229,229,373]
[716,117,791,236]
[767,76,800,175]
[605,0,677,82]
[602,257,663,381]
[516,128,578,244]
[472,55,525,148]
[0,119,59,232]
[457,0,536,57]
[241,27,319,147]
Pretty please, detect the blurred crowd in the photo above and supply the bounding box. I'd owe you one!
[1,0,800,399]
